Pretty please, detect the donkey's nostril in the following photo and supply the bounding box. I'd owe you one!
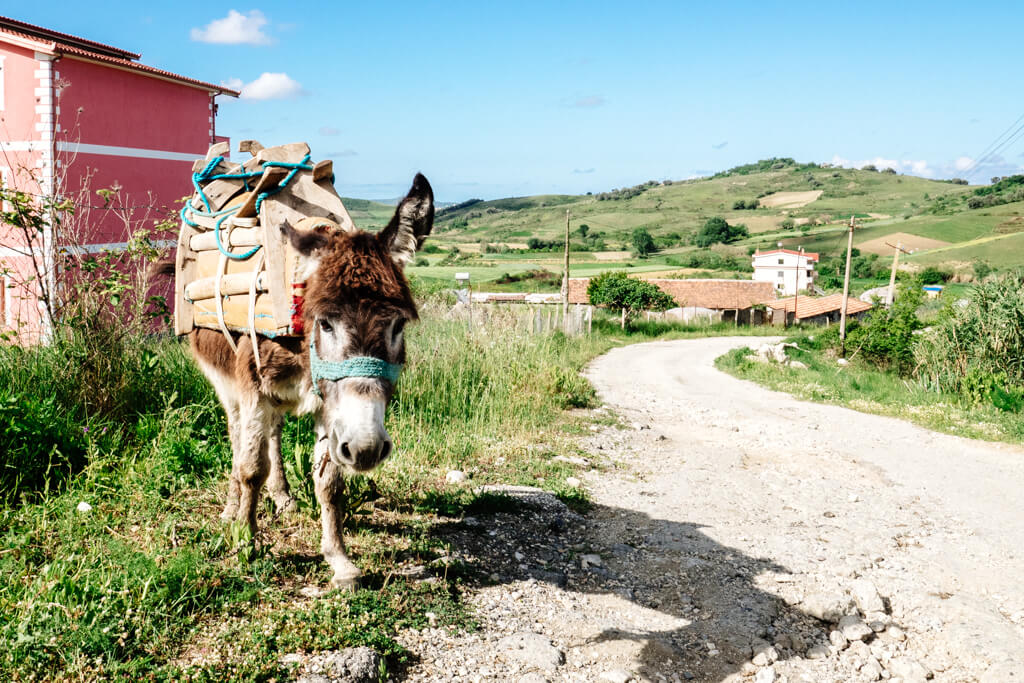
[380,441,392,460]
[340,442,353,462]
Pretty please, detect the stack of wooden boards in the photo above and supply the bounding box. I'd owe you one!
[174,140,354,341]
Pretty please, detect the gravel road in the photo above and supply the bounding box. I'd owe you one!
[396,337,1024,682]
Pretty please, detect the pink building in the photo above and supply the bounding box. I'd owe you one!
[0,15,237,339]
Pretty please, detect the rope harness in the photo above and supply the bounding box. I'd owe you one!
[181,153,316,260]
[309,338,402,397]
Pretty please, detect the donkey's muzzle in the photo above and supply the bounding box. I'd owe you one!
[329,426,393,472]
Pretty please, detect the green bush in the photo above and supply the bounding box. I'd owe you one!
[586,271,675,325]
[694,217,748,247]
[845,286,924,375]
[915,271,1024,410]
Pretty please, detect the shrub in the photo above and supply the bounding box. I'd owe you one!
[694,217,748,247]
[917,266,950,285]
[586,271,675,326]
[630,227,657,257]
[915,271,1024,410]
[780,218,795,230]
[845,286,924,374]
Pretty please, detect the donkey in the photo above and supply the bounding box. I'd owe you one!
[188,174,433,590]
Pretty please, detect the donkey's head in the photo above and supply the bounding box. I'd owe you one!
[281,174,433,472]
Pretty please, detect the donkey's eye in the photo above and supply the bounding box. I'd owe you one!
[392,319,406,340]
[319,319,333,333]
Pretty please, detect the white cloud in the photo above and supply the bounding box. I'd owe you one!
[954,156,974,171]
[830,154,933,177]
[191,10,273,45]
[229,72,305,100]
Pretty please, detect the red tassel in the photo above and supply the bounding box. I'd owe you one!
[290,281,306,335]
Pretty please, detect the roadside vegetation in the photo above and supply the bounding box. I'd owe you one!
[0,261,779,679]
[717,271,1024,444]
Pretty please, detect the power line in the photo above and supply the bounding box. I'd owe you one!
[959,111,1024,179]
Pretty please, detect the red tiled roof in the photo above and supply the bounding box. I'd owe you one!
[0,16,239,96]
[568,277,775,310]
[0,15,138,59]
[754,248,820,262]
[762,293,873,319]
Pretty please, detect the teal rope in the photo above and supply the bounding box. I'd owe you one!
[181,154,314,260]
[309,338,402,396]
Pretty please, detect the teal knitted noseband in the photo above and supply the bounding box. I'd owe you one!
[309,339,403,397]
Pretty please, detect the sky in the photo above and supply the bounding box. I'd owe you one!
[12,1,1024,201]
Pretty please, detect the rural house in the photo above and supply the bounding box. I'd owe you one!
[0,15,237,340]
[568,277,775,324]
[752,248,819,295]
[762,293,873,326]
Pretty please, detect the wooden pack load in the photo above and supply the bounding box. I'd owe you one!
[174,140,355,343]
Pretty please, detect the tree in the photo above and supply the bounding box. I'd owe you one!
[694,216,748,247]
[780,217,796,230]
[630,227,657,257]
[586,271,675,328]
[577,224,590,239]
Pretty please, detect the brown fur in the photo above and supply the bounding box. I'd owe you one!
[182,173,434,590]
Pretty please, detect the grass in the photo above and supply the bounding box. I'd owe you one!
[715,339,1024,445]
[0,297,777,679]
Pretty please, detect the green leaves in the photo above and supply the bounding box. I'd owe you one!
[586,271,676,324]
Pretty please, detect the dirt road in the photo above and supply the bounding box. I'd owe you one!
[402,337,1024,682]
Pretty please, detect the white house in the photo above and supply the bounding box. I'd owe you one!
[752,248,819,295]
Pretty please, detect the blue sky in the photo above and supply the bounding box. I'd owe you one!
[14,1,1024,201]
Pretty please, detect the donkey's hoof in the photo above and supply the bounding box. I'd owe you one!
[329,574,361,592]
[219,505,239,522]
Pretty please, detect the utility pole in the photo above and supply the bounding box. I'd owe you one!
[839,215,856,357]
[561,209,570,330]
[885,241,911,306]
[793,245,804,327]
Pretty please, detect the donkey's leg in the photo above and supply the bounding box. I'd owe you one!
[234,398,272,535]
[218,392,243,521]
[265,414,296,512]
[314,452,361,590]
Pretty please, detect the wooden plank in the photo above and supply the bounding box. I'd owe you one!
[205,141,230,159]
[273,172,355,232]
[173,221,198,335]
[238,139,264,156]
[259,200,293,325]
[184,272,269,300]
[256,142,311,165]
[234,167,289,218]
[192,293,287,337]
[190,226,262,251]
[189,162,246,212]
[312,159,333,182]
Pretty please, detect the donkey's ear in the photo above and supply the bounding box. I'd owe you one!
[280,219,331,255]
[378,173,434,267]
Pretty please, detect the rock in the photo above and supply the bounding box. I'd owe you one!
[885,625,906,641]
[839,615,874,642]
[76,501,92,513]
[837,358,850,366]
[802,593,847,622]
[754,667,777,683]
[581,553,603,569]
[445,470,467,484]
[565,476,582,488]
[788,360,809,370]
[599,669,633,683]
[861,657,883,681]
[829,630,849,649]
[868,620,887,633]
[498,632,565,671]
[806,644,830,660]
[751,642,778,666]
[297,647,381,683]
[848,493,860,503]
[299,585,325,598]
[851,578,885,614]
[887,656,930,682]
